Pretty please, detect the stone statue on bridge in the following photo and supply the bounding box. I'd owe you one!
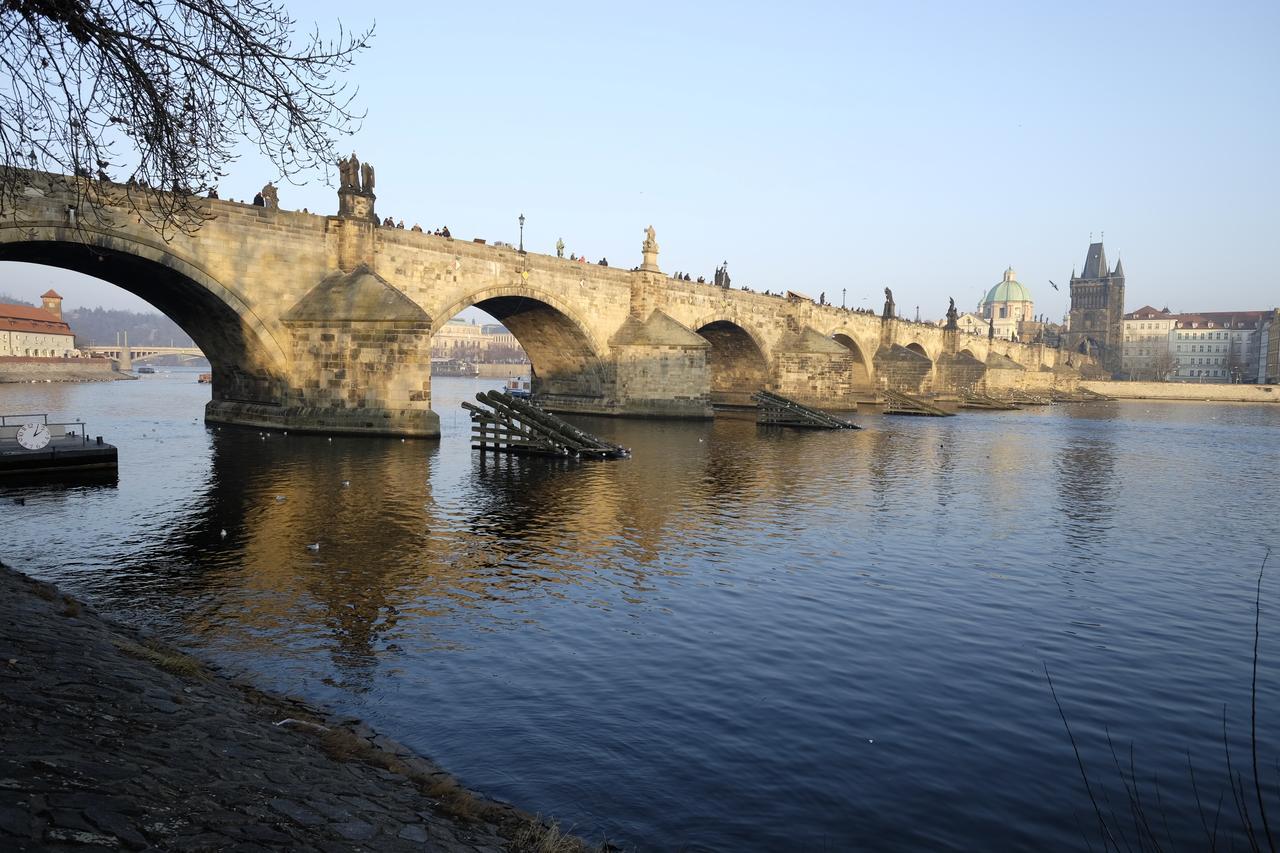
[336,152,378,221]
[640,225,660,272]
[338,152,374,194]
[642,225,659,254]
[260,182,278,210]
[338,153,359,190]
[945,297,958,330]
[882,287,895,319]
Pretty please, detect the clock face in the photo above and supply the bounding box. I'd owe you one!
[16,422,51,450]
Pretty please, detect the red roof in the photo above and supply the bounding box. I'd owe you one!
[1125,305,1169,319]
[1173,310,1269,330]
[41,289,61,299]
[0,302,72,335]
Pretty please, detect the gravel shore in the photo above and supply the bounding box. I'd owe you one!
[0,562,589,852]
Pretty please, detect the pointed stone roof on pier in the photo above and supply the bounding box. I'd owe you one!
[284,264,429,324]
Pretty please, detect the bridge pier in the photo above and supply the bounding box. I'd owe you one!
[203,263,439,437]
[771,322,863,409]
[605,309,714,419]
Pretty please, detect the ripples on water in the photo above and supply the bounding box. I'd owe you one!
[3,372,1280,850]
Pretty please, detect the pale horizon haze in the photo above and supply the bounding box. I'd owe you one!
[2,0,1276,323]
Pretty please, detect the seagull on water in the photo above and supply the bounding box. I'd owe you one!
[306,542,320,551]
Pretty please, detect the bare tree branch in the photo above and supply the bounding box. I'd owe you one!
[0,0,372,238]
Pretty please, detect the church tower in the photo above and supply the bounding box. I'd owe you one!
[1063,241,1125,374]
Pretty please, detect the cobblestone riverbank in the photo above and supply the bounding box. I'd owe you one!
[0,562,594,852]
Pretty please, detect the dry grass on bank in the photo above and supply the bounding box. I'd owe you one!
[510,817,600,853]
[111,636,206,679]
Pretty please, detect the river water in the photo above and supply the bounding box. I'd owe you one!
[2,370,1279,850]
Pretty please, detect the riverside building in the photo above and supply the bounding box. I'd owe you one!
[0,291,79,358]
[1121,306,1177,380]
[430,318,527,363]
[1121,306,1273,383]
[1169,311,1269,383]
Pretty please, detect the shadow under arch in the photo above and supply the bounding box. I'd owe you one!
[434,286,607,400]
[905,341,931,361]
[693,318,770,408]
[874,340,935,394]
[0,225,290,410]
[830,332,874,390]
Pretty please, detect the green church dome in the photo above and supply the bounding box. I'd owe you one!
[983,267,1032,305]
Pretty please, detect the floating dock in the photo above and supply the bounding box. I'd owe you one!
[0,414,117,478]
[463,390,630,459]
[752,390,859,429]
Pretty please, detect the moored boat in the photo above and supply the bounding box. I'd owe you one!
[504,377,532,399]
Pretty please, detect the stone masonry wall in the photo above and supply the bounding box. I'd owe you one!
[283,321,436,435]
[773,352,860,408]
[611,345,711,417]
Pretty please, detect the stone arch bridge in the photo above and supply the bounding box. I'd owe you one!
[1,172,1088,436]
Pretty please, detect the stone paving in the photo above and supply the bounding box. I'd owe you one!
[0,563,563,852]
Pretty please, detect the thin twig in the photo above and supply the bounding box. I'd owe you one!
[1047,664,1119,851]
[1188,752,1220,852]
[1251,547,1275,852]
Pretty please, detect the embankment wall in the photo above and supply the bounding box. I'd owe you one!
[0,357,124,383]
[1081,380,1279,403]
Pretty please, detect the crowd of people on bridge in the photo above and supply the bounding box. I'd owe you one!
[206,181,937,324]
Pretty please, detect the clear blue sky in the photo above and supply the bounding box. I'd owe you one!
[6,0,1277,321]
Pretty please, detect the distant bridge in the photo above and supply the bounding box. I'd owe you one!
[83,345,206,364]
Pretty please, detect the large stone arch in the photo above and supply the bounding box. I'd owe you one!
[434,285,608,400]
[828,329,875,391]
[0,223,291,414]
[692,316,771,408]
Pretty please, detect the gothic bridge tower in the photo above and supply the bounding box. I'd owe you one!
[1064,240,1125,374]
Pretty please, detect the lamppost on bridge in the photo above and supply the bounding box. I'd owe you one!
[518,213,525,253]
[841,288,846,309]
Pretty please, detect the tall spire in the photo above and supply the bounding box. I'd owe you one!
[1113,257,1125,278]
[1081,241,1108,280]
